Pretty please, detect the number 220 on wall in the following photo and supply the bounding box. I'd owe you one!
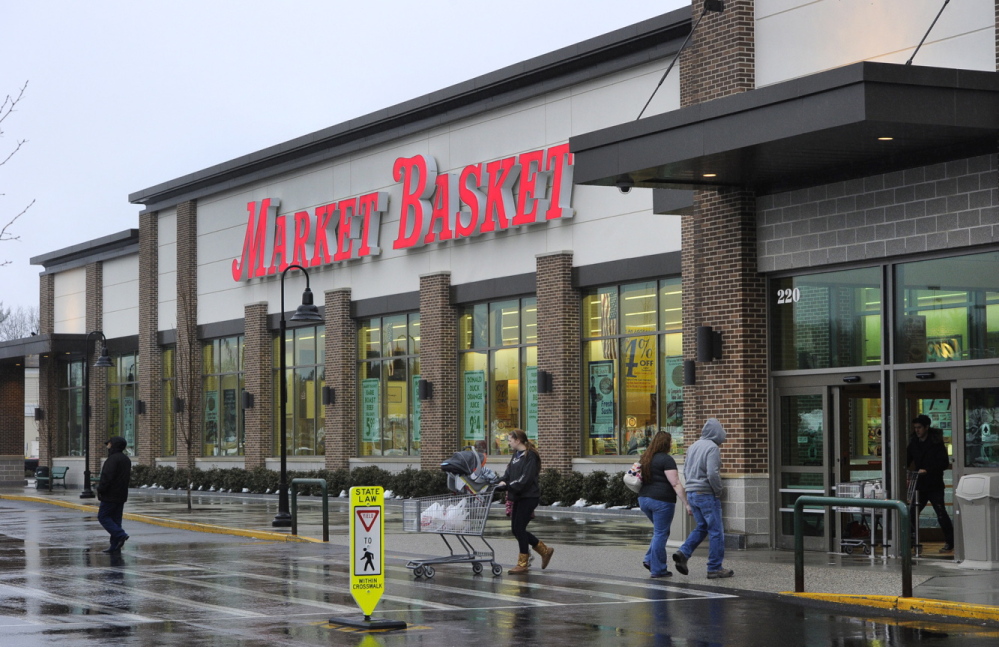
[776,288,800,305]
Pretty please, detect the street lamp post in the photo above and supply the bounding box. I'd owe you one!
[273,264,323,527]
[81,331,114,499]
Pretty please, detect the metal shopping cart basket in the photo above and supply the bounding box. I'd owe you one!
[836,479,885,556]
[402,480,502,578]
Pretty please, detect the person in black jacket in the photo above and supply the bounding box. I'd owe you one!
[497,429,554,574]
[97,436,131,554]
[907,415,954,553]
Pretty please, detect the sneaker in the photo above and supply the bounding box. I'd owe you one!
[707,568,734,579]
[939,544,953,554]
[672,552,689,576]
[650,571,672,579]
[643,562,651,571]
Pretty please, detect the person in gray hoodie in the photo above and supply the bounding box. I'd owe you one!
[672,419,733,579]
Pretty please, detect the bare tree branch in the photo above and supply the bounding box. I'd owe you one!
[1,81,32,267]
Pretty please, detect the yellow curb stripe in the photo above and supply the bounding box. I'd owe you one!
[781,592,999,623]
[0,494,323,544]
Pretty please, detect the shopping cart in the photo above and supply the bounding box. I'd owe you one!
[402,480,502,578]
[906,470,922,556]
[836,479,885,556]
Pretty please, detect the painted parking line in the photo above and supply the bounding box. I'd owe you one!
[0,581,161,626]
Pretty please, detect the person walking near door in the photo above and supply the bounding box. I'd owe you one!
[907,414,954,553]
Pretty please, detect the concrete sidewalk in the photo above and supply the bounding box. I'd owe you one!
[4,485,999,626]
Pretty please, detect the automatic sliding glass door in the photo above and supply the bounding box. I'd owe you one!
[775,388,828,550]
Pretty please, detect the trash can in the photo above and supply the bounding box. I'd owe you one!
[954,473,999,569]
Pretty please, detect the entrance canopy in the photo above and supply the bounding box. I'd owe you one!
[570,62,999,194]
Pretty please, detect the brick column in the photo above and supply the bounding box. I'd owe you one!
[137,211,162,465]
[243,302,271,468]
[324,288,356,470]
[86,261,107,477]
[38,274,57,469]
[0,364,25,485]
[536,252,580,473]
[419,272,458,470]
[175,200,202,470]
[679,0,754,108]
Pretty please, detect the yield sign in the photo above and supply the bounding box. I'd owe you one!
[357,508,380,533]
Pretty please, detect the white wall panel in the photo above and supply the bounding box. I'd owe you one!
[448,106,548,169]
[757,0,995,87]
[53,267,86,334]
[158,209,177,332]
[102,255,139,339]
[572,210,682,268]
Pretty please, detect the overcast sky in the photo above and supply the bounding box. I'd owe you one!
[0,0,688,313]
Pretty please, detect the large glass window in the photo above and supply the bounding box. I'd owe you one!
[162,347,176,457]
[106,352,138,454]
[203,336,245,456]
[896,251,999,363]
[582,279,683,456]
[274,325,326,456]
[771,267,882,370]
[358,315,419,456]
[459,299,537,454]
[964,387,999,469]
[57,361,84,457]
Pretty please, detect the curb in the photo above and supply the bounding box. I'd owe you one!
[0,494,324,544]
[782,592,999,624]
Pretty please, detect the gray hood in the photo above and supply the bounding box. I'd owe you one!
[701,418,726,445]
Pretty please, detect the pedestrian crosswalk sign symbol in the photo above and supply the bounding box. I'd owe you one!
[349,487,384,616]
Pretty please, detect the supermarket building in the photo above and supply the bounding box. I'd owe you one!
[2,1,999,552]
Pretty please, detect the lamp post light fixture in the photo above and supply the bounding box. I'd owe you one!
[273,264,323,527]
[81,331,113,499]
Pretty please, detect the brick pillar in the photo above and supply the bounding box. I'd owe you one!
[86,261,107,477]
[419,272,458,470]
[39,273,55,336]
[325,288,356,470]
[536,252,580,473]
[243,302,271,469]
[175,200,201,470]
[0,364,25,485]
[137,211,161,465]
[38,274,57,469]
[679,0,754,108]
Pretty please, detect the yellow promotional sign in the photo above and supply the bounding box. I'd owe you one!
[349,486,385,617]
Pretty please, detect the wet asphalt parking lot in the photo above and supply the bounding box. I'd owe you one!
[2,498,999,646]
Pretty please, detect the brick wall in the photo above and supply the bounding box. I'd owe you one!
[86,262,107,478]
[0,364,25,485]
[758,154,999,273]
[175,200,202,468]
[137,211,162,465]
[679,0,754,108]
[682,189,768,474]
[243,302,271,469]
[419,272,458,470]
[36,275,56,470]
[325,288,356,470]
[536,252,581,473]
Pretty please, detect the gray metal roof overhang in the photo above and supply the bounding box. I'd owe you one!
[0,334,88,365]
[570,62,999,194]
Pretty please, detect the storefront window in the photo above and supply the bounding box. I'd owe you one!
[771,267,882,370]
[106,351,138,454]
[57,361,84,457]
[896,251,999,363]
[459,298,537,454]
[964,387,999,468]
[162,347,176,456]
[203,336,245,456]
[358,315,419,456]
[582,279,683,456]
[273,326,325,456]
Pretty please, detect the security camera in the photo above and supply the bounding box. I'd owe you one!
[616,178,634,194]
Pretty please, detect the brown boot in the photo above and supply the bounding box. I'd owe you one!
[508,553,530,574]
[533,541,555,569]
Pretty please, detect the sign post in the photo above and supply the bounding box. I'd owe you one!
[328,486,406,631]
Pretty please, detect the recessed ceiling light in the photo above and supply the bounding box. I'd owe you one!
[878,137,893,141]
[703,173,717,178]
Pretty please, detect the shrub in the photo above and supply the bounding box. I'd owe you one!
[392,468,448,498]
[556,470,585,506]
[538,469,562,505]
[604,470,639,508]
[581,471,609,505]
[130,463,151,487]
[347,465,395,491]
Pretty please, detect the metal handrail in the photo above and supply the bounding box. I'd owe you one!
[290,478,330,542]
[793,496,911,597]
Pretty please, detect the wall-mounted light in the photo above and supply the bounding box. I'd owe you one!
[842,376,861,383]
[242,391,254,410]
[136,400,146,415]
[683,360,696,386]
[418,379,433,401]
[696,326,723,362]
[174,397,185,414]
[322,385,335,406]
[34,408,44,422]
[537,370,554,394]
[915,372,935,380]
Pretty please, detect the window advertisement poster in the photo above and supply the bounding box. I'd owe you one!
[412,375,421,442]
[623,334,656,393]
[361,379,381,443]
[589,361,615,438]
[223,389,237,445]
[464,370,486,441]
[525,366,538,441]
[665,357,684,403]
[204,391,219,445]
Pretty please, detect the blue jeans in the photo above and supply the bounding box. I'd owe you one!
[638,497,676,576]
[98,500,127,547]
[678,491,725,572]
